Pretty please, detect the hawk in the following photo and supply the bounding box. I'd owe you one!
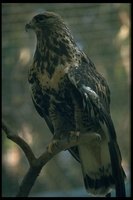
[25,12,126,197]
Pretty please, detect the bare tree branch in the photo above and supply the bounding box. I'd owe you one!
[2,118,96,197]
[2,119,36,165]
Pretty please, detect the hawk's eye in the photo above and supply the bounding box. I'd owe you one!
[36,15,46,22]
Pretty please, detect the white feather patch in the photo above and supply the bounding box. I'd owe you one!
[82,85,101,108]
[78,132,112,180]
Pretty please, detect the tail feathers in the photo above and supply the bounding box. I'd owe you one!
[78,137,115,196]
[83,168,115,196]
[78,136,126,197]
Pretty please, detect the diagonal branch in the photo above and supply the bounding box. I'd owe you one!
[2,119,95,197]
[2,119,36,165]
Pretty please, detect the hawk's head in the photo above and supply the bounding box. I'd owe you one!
[25,12,71,38]
[25,12,78,61]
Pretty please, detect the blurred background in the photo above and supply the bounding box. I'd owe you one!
[2,3,130,197]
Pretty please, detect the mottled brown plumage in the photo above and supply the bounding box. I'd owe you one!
[25,12,126,197]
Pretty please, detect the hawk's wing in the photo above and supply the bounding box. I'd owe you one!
[68,60,116,140]
[68,60,126,196]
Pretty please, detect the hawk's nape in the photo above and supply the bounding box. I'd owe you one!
[25,12,126,197]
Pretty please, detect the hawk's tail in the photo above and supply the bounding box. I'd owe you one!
[78,134,126,197]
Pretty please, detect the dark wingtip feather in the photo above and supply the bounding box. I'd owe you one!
[108,141,126,197]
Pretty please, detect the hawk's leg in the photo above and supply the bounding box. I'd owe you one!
[47,126,63,154]
[47,126,61,154]
[47,104,65,154]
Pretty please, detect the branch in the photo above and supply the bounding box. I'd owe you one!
[2,119,95,197]
[2,119,36,165]
[37,131,95,165]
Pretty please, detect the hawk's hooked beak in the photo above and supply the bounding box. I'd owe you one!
[25,23,31,32]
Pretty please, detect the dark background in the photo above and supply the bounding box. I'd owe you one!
[2,3,130,197]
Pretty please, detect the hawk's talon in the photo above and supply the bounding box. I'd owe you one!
[95,133,101,141]
[68,131,80,142]
[47,139,60,154]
